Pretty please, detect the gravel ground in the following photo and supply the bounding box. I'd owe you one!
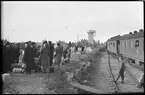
[94,52,115,93]
[3,51,143,94]
[2,53,80,94]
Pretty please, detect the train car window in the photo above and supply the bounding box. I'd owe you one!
[125,41,127,48]
[131,41,133,48]
[124,41,126,48]
[113,42,115,47]
[135,40,139,47]
[120,42,122,48]
[121,42,123,48]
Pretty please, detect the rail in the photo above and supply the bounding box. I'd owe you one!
[108,52,142,89]
[108,53,119,93]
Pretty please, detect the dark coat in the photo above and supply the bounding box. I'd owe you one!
[49,44,54,57]
[33,47,38,58]
[2,45,10,73]
[6,45,13,70]
[8,45,15,63]
[49,44,54,66]
[23,46,35,69]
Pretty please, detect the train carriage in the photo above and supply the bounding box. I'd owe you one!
[107,30,144,66]
[119,31,144,66]
[107,35,120,55]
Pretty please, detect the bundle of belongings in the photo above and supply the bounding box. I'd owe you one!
[34,58,42,72]
[2,73,12,84]
[61,57,69,65]
[11,63,26,73]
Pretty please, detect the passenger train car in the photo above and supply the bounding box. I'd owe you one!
[107,30,144,66]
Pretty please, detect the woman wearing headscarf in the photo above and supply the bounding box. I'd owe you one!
[39,41,50,73]
[54,42,63,69]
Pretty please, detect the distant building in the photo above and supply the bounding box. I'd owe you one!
[87,30,96,44]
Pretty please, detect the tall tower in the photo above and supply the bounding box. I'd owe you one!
[87,30,96,44]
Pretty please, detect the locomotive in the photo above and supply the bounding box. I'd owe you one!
[107,29,144,66]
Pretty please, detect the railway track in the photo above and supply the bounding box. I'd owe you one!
[109,52,143,71]
[108,52,144,93]
[108,53,119,93]
[109,53,142,86]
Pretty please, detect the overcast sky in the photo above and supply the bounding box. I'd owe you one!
[2,1,143,43]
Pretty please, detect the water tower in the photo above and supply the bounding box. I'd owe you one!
[87,30,96,44]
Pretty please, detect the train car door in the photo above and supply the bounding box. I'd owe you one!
[116,40,120,55]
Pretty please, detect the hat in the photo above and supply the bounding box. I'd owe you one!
[49,41,52,44]
[6,42,10,45]
[43,40,47,44]
[31,42,36,46]
[57,42,60,46]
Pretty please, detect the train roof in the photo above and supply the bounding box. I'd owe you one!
[119,31,144,40]
[107,35,121,42]
[107,31,144,42]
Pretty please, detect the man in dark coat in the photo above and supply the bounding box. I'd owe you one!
[31,43,38,71]
[15,45,20,63]
[8,43,15,64]
[3,42,12,73]
[2,42,8,73]
[81,46,85,54]
[23,42,35,74]
[49,41,54,67]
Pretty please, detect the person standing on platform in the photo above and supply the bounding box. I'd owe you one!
[115,56,126,83]
[75,45,78,53]
[67,45,71,63]
[6,42,13,72]
[49,41,54,67]
[81,46,85,54]
[30,42,37,72]
[39,41,50,73]
[2,41,10,73]
[16,45,20,63]
[63,44,68,60]
[54,42,63,70]
[23,41,34,74]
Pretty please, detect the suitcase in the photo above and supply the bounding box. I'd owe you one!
[11,63,22,69]
[13,68,25,73]
[2,73,12,84]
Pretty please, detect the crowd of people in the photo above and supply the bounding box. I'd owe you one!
[2,40,20,73]
[2,39,87,74]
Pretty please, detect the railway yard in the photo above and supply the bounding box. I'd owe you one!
[2,49,144,94]
[2,2,144,94]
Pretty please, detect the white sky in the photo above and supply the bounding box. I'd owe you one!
[2,1,143,43]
